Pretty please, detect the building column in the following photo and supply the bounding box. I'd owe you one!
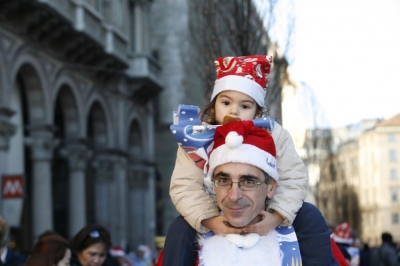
[128,165,156,249]
[0,107,16,213]
[114,155,128,248]
[64,143,90,237]
[92,155,114,230]
[26,127,55,241]
[145,166,156,251]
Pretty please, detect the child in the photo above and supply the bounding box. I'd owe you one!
[165,55,308,264]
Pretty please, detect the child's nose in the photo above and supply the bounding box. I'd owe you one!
[229,105,238,115]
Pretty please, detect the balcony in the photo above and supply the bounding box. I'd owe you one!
[126,53,163,102]
[0,0,128,77]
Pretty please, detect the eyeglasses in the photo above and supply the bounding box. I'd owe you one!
[213,177,268,191]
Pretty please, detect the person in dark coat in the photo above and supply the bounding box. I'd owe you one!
[370,232,399,266]
[0,216,26,266]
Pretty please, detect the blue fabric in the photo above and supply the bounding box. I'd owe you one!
[3,248,26,266]
[162,202,339,266]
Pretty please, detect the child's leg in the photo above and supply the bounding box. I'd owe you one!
[293,202,339,266]
[162,216,198,266]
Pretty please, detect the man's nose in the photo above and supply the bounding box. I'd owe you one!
[228,182,243,202]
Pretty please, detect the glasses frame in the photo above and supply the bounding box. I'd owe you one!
[212,175,270,191]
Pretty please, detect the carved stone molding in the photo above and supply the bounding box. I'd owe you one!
[25,135,57,161]
[128,169,148,190]
[91,158,114,183]
[91,150,128,182]
[61,144,92,170]
[0,107,16,150]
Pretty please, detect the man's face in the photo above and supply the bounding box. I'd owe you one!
[214,162,277,227]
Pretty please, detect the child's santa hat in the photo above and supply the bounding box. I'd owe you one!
[211,55,273,108]
[207,120,278,181]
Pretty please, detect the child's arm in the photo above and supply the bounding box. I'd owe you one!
[170,146,241,234]
[243,122,307,235]
[267,122,308,226]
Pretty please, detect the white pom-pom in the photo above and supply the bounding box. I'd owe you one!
[225,131,243,149]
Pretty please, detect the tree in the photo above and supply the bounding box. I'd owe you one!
[188,0,293,123]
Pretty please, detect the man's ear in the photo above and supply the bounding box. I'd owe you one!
[266,179,277,199]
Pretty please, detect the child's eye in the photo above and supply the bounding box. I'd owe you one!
[242,105,250,109]
[222,101,230,106]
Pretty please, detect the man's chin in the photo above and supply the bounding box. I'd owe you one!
[226,216,252,228]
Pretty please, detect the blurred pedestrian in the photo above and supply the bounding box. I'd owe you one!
[0,215,26,266]
[353,238,370,266]
[370,232,399,266]
[331,222,359,265]
[25,235,71,266]
[130,245,153,266]
[70,224,119,266]
[110,246,132,266]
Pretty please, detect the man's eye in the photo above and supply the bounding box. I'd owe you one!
[218,178,230,184]
[242,179,256,185]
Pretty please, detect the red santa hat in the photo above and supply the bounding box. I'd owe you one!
[211,55,273,108]
[331,222,354,245]
[207,120,278,181]
[110,246,126,257]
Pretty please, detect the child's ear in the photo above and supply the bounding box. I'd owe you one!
[255,109,262,118]
[211,108,215,113]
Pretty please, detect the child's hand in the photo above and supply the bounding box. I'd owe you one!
[242,210,284,235]
[202,216,244,235]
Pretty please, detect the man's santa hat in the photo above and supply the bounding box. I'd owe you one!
[207,120,278,181]
[211,55,273,108]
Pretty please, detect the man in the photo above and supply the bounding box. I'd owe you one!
[162,120,338,265]
[370,232,399,266]
[0,216,26,266]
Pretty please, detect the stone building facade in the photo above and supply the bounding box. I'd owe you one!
[313,114,400,245]
[0,0,162,252]
[358,114,400,245]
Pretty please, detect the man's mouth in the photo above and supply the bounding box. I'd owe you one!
[226,206,246,213]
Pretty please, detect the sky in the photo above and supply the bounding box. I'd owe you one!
[258,0,400,128]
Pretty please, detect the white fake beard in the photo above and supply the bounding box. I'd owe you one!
[198,230,281,266]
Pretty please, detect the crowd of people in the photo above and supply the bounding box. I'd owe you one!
[0,215,155,266]
[331,222,400,266]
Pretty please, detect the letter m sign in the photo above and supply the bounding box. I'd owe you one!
[2,175,24,199]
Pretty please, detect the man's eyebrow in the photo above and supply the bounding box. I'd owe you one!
[239,174,262,181]
[214,171,230,178]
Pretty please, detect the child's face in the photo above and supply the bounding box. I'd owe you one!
[214,90,258,124]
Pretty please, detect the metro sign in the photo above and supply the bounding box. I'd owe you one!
[2,175,24,199]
